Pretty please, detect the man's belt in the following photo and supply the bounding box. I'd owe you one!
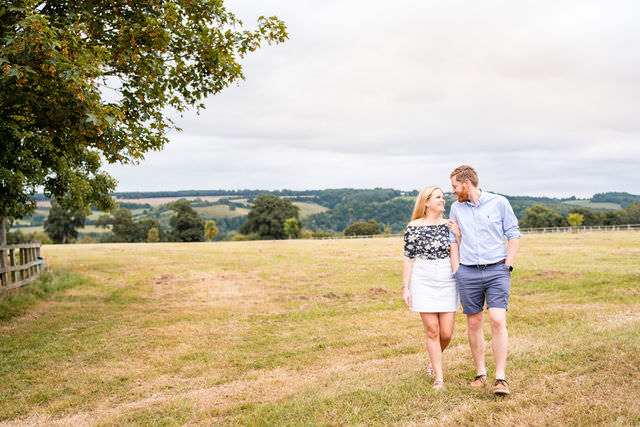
[463,259,505,268]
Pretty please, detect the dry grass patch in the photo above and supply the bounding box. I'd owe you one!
[1,232,639,425]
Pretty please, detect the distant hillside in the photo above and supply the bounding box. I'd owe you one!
[591,192,640,209]
[19,190,639,239]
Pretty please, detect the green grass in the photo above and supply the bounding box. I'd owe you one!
[193,204,249,219]
[562,200,622,210]
[10,225,109,235]
[0,233,639,425]
[292,201,329,218]
[0,271,91,321]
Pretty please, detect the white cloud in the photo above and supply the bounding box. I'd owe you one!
[105,0,640,197]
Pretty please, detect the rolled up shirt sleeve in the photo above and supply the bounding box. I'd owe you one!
[502,198,522,240]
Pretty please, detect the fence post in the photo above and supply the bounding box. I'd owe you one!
[36,246,41,275]
[28,247,34,277]
[9,248,16,285]
[18,247,24,283]
[0,248,6,288]
[0,243,44,292]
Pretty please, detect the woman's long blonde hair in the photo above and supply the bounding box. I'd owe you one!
[410,186,441,220]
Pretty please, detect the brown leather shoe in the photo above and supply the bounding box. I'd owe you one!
[470,374,487,389]
[493,379,510,395]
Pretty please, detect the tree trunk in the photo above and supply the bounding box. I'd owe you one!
[0,212,7,247]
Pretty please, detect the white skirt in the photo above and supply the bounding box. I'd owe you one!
[410,258,459,313]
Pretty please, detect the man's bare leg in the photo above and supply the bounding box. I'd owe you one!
[488,307,508,380]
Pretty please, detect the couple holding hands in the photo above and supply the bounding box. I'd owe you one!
[401,165,521,394]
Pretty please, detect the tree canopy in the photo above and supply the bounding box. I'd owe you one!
[204,219,218,241]
[343,219,382,236]
[95,208,136,242]
[283,217,300,238]
[169,199,204,242]
[240,194,300,239]
[43,200,86,243]
[0,1,287,244]
[519,204,567,229]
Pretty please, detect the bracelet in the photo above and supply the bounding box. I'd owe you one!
[401,283,409,290]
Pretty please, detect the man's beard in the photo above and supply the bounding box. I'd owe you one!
[457,187,470,202]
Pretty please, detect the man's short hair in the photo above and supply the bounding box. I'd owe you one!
[450,165,479,187]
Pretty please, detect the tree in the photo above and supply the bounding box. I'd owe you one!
[0,3,288,245]
[95,208,136,242]
[602,210,627,226]
[44,200,86,243]
[147,227,160,243]
[95,209,162,242]
[240,195,300,239]
[204,220,219,241]
[568,208,603,226]
[135,218,163,242]
[343,220,382,236]
[625,202,640,224]
[298,229,313,239]
[169,200,204,242]
[567,213,584,227]
[31,230,53,245]
[518,205,567,229]
[313,230,334,238]
[6,229,27,245]
[284,218,300,239]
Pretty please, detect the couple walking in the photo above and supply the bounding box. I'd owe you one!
[401,165,521,394]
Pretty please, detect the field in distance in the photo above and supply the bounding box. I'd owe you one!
[17,200,327,236]
[1,233,639,425]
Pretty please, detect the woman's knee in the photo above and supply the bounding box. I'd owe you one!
[440,329,453,342]
[426,323,440,339]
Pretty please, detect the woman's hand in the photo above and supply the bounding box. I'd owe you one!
[447,219,461,241]
[402,286,411,307]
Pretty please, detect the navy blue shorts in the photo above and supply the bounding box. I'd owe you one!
[456,263,511,315]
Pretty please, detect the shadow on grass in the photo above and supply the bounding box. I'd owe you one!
[0,271,91,321]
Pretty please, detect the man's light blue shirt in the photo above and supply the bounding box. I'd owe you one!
[449,190,521,266]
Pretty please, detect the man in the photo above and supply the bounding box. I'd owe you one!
[448,165,521,395]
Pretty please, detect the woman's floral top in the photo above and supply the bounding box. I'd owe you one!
[403,224,450,260]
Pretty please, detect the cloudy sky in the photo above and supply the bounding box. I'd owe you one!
[105,0,640,197]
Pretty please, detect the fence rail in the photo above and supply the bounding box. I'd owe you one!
[520,224,640,234]
[0,243,43,292]
[313,223,640,240]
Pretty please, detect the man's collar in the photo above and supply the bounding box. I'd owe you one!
[465,189,484,206]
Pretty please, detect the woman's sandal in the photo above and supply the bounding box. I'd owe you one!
[426,363,433,377]
[432,379,444,390]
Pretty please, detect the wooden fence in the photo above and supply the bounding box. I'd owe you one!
[0,243,43,292]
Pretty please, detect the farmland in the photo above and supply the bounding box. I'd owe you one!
[1,232,639,425]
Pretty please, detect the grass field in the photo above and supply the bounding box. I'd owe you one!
[193,205,250,219]
[292,201,329,218]
[10,225,108,236]
[1,233,639,425]
[561,200,622,210]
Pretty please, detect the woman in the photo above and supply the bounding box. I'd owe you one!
[402,186,460,389]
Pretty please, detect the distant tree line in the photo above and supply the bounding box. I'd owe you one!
[591,192,640,209]
[519,203,640,228]
[7,190,640,244]
[303,189,454,233]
